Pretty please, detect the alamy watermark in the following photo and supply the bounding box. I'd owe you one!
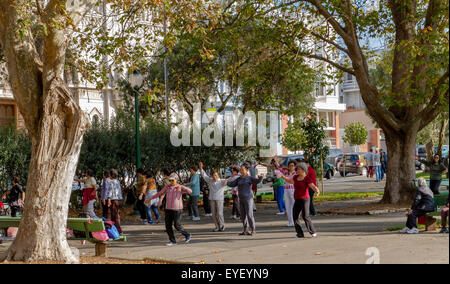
[365,247,380,264]
[170,103,279,158]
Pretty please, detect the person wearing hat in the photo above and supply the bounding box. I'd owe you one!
[146,174,192,246]
[281,162,320,238]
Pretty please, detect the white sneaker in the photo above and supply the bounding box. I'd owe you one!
[407,228,419,234]
[287,223,294,227]
[399,227,409,233]
[311,233,317,238]
[192,217,201,221]
[166,242,177,246]
[276,212,285,215]
[204,213,212,217]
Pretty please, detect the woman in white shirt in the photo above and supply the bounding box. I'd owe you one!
[199,162,228,232]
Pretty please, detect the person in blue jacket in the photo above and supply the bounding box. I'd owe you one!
[186,165,201,221]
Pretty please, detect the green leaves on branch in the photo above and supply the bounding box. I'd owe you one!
[343,122,368,146]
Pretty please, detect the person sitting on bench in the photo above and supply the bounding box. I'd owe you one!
[400,178,434,234]
[440,197,449,234]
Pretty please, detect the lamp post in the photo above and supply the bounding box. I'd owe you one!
[129,70,144,169]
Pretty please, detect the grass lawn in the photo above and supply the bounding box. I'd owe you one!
[416,172,430,179]
[261,192,383,202]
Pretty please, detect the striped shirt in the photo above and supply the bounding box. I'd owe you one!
[152,185,192,211]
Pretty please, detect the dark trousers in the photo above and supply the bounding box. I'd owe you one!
[165,209,190,243]
[10,206,19,217]
[429,180,441,195]
[406,209,427,229]
[308,188,316,216]
[203,192,211,214]
[110,200,123,234]
[188,195,199,217]
[232,194,240,217]
[136,197,147,220]
[102,202,110,219]
[293,198,316,237]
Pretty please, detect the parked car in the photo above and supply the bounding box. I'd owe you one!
[323,162,336,179]
[434,145,449,158]
[337,153,369,176]
[326,148,344,168]
[415,145,427,170]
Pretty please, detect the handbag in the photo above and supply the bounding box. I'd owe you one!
[91,230,109,241]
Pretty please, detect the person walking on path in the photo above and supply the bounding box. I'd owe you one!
[76,169,98,218]
[199,162,227,232]
[230,166,241,220]
[144,171,160,225]
[2,176,25,217]
[101,170,111,219]
[420,154,448,195]
[367,149,375,178]
[400,178,435,234]
[107,169,124,235]
[380,149,387,180]
[186,166,201,221]
[136,168,148,223]
[227,164,263,236]
[272,159,296,227]
[303,157,317,217]
[281,163,320,238]
[374,150,382,182]
[200,175,212,217]
[273,175,286,215]
[439,197,449,234]
[248,161,259,212]
[146,174,192,246]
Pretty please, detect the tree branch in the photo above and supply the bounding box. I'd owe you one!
[0,0,43,137]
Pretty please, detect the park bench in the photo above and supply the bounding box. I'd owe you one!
[417,192,449,231]
[0,217,126,257]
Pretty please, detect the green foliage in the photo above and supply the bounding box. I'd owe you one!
[77,110,259,189]
[282,116,330,174]
[0,126,31,193]
[343,122,368,146]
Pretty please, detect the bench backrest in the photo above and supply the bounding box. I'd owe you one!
[0,217,105,237]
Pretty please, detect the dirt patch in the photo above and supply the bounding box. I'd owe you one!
[320,202,409,215]
[1,256,178,264]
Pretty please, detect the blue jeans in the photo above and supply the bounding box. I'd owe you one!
[276,186,286,213]
[146,205,160,224]
[375,166,381,181]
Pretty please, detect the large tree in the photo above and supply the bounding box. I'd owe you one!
[252,0,449,204]
[0,0,217,263]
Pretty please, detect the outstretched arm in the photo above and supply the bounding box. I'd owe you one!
[282,175,294,184]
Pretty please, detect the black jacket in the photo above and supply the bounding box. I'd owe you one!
[412,185,435,212]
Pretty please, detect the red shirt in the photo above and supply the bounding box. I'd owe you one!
[307,165,317,186]
[293,175,313,200]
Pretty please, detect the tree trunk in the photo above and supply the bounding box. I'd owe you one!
[437,118,448,158]
[1,78,90,263]
[381,127,419,205]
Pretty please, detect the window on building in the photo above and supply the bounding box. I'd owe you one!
[0,104,15,127]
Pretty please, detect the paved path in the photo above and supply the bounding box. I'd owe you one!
[1,200,448,264]
[259,175,387,194]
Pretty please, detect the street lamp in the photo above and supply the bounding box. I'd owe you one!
[129,70,144,169]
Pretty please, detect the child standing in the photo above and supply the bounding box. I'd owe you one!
[144,171,160,224]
